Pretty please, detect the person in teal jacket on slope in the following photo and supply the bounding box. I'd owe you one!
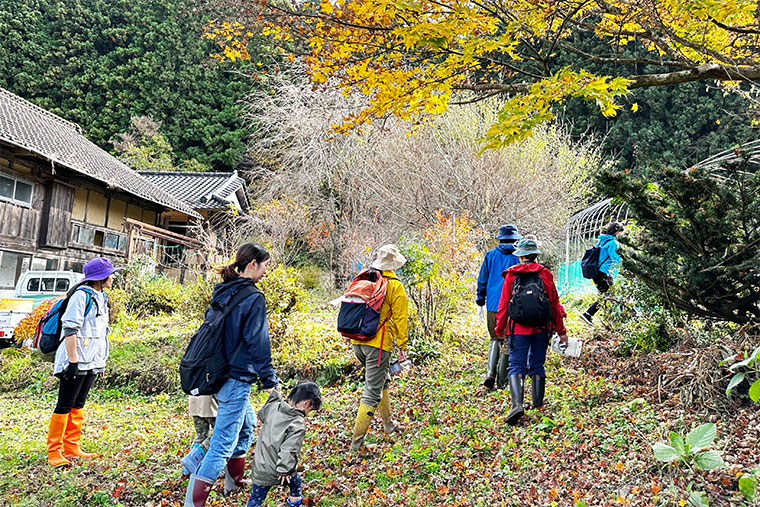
[581,221,625,325]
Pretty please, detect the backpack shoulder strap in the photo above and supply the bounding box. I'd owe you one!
[72,286,99,315]
[223,286,259,317]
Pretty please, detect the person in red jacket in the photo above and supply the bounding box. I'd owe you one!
[495,238,567,426]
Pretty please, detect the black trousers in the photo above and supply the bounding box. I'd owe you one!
[54,374,97,414]
[587,273,614,317]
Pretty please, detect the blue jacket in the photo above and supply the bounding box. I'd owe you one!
[211,277,278,388]
[596,234,621,275]
[476,243,520,312]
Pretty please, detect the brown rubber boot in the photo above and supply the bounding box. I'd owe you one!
[183,474,214,506]
[47,413,71,467]
[223,455,249,494]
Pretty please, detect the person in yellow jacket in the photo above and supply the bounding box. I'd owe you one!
[350,244,409,451]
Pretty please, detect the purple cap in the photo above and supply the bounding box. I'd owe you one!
[81,257,122,282]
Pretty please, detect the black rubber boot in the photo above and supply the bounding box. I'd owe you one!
[483,340,501,389]
[531,375,545,409]
[496,341,510,390]
[506,374,524,426]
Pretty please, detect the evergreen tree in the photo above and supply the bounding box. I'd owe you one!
[0,0,268,170]
[597,152,760,324]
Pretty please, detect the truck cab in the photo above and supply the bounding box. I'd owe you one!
[0,271,83,348]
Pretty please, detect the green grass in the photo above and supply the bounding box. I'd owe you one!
[0,301,746,506]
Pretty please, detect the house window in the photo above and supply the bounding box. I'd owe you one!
[105,233,120,250]
[79,226,96,245]
[0,173,33,206]
[71,221,126,252]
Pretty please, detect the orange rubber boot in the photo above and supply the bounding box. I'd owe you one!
[47,413,71,467]
[63,408,97,458]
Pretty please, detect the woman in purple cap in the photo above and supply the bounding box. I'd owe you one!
[47,257,119,467]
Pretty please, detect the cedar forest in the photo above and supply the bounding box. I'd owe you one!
[1,0,760,505]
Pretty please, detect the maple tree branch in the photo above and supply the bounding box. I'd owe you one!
[627,63,760,88]
[709,17,760,35]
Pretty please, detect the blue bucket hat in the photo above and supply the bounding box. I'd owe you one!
[513,238,541,257]
[496,224,521,241]
[81,257,121,282]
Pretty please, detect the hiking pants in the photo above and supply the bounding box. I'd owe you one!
[352,344,391,407]
[54,373,97,414]
[192,416,215,446]
[587,272,614,317]
[508,331,551,377]
[486,311,501,341]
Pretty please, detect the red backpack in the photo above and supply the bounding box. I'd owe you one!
[337,269,395,343]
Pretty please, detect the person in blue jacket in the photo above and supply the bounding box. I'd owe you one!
[476,224,521,390]
[185,243,279,507]
[581,222,624,325]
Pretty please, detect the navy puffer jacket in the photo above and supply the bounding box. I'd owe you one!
[210,277,278,388]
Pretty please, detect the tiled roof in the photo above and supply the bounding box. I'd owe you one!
[138,171,249,211]
[0,87,201,219]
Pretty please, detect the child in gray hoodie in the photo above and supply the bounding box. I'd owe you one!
[246,381,322,507]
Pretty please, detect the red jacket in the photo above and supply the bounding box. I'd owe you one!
[495,262,567,336]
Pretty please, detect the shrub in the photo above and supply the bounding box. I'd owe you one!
[297,264,324,291]
[397,212,480,341]
[179,275,214,320]
[258,264,308,341]
[107,287,128,324]
[127,275,186,315]
[601,272,681,356]
[13,298,58,346]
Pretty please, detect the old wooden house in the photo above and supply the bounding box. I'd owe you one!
[0,87,215,293]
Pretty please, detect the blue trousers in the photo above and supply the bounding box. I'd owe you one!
[247,473,303,507]
[196,378,256,481]
[508,331,550,377]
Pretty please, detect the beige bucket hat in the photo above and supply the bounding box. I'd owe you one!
[371,244,407,271]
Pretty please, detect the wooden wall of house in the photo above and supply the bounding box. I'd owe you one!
[39,182,74,249]
[0,158,43,250]
[71,187,159,231]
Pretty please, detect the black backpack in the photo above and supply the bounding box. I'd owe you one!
[580,238,613,279]
[179,286,257,396]
[507,270,552,330]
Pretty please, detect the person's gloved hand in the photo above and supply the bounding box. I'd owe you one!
[477,305,486,322]
[62,362,79,379]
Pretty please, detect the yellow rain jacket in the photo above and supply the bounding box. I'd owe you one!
[350,270,408,352]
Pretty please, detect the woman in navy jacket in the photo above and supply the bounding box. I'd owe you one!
[185,243,279,507]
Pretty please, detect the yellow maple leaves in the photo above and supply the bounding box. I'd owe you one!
[208,0,760,149]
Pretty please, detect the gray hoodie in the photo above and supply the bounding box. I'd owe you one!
[251,389,307,486]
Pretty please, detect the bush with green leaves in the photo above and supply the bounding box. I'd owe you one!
[723,344,760,403]
[258,265,308,341]
[396,213,480,341]
[179,275,214,321]
[652,423,726,472]
[127,275,186,315]
[598,271,680,356]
